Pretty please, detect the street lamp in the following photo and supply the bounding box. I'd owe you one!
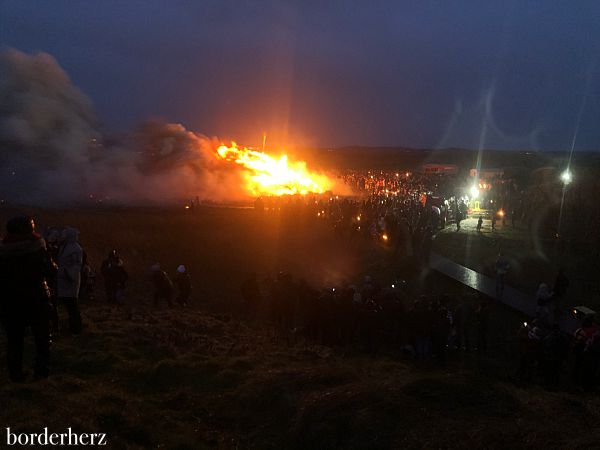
[560,169,572,185]
[470,185,480,199]
[557,168,573,240]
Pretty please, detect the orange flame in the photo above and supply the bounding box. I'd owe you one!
[216,142,331,196]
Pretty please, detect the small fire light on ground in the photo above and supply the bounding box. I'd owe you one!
[216,142,331,197]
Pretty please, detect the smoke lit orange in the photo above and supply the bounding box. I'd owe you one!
[216,142,331,196]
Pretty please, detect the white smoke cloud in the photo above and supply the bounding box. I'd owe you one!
[0,48,249,204]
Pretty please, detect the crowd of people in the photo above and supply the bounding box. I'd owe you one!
[0,215,192,382]
[0,167,598,391]
[239,267,600,391]
[251,169,525,266]
[242,271,488,360]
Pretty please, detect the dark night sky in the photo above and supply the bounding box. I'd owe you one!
[2,0,600,150]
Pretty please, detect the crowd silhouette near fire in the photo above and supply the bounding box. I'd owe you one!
[1,168,598,392]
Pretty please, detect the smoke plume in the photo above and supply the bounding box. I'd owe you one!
[0,48,251,204]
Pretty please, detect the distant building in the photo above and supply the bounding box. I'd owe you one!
[470,168,504,179]
[420,163,458,175]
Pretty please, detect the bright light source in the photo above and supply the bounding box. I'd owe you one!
[382,234,389,241]
[560,169,573,184]
[470,185,480,199]
[498,209,504,217]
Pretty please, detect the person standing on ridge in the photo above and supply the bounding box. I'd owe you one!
[0,216,57,381]
[56,227,83,334]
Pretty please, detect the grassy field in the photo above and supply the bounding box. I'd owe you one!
[0,207,599,449]
[1,206,375,300]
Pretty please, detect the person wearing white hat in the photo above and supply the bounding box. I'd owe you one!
[174,264,191,306]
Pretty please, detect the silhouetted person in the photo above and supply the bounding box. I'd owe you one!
[151,263,173,307]
[552,268,569,305]
[174,265,191,306]
[0,216,57,381]
[79,246,91,300]
[454,298,473,351]
[101,250,127,303]
[572,318,591,386]
[495,253,509,299]
[517,320,543,384]
[56,227,83,334]
[535,283,554,328]
[573,316,600,392]
[254,197,265,212]
[476,215,483,233]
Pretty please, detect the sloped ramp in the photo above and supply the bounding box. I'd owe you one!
[429,253,582,332]
[430,253,537,317]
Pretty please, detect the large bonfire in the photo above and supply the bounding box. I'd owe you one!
[216,142,331,197]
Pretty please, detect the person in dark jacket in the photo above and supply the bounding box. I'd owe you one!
[0,216,57,381]
[151,263,173,307]
[552,268,569,305]
[101,250,128,303]
[174,265,191,306]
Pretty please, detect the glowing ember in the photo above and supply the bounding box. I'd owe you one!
[216,142,331,196]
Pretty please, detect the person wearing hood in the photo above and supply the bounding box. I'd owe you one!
[0,216,57,381]
[174,265,191,306]
[56,227,83,334]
